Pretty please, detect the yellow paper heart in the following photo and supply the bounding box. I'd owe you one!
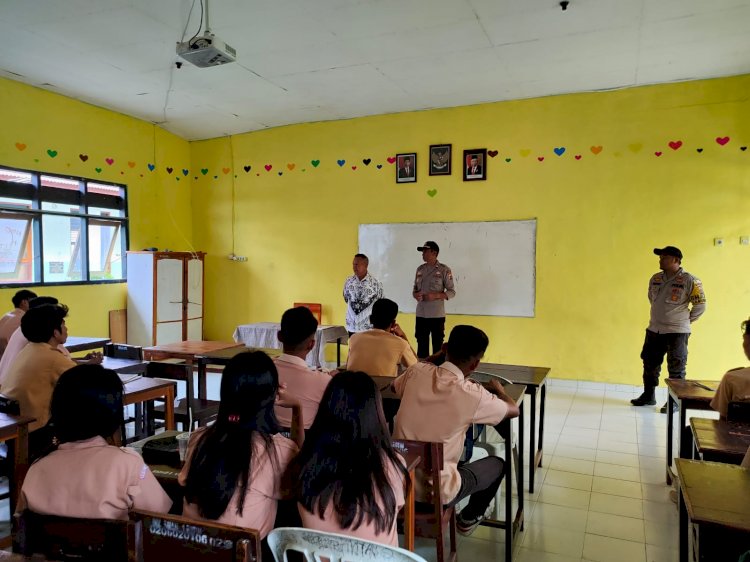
[628,143,643,153]
[520,149,531,157]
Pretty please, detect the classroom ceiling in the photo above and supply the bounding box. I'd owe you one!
[1,0,749,141]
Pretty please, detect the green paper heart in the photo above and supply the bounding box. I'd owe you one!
[311,160,320,167]
[201,168,209,175]
[427,189,437,197]
[95,167,102,173]
[47,149,58,158]
[505,158,511,162]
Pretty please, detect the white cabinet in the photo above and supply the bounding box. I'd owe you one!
[126,251,205,346]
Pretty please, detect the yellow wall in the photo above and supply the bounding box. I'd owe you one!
[191,75,750,383]
[0,78,193,336]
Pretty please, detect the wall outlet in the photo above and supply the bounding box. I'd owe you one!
[714,238,724,246]
[741,236,750,246]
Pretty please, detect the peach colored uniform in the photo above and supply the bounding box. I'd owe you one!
[0,328,71,387]
[346,329,418,377]
[742,446,750,469]
[274,354,331,429]
[17,436,172,519]
[392,361,508,502]
[2,342,76,431]
[0,308,24,358]
[179,428,298,538]
[299,454,406,546]
[710,367,750,418]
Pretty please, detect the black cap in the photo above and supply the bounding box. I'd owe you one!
[653,246,683,259]
[417,241,439,253]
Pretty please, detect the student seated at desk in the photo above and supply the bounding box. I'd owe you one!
[17,365,171,519]
[180,351,303,540]
[346,298,418,377]
[710,318,750,420]
[273,307,333,430]
[392,325,520,536]
[0,289,36,359]
[289,371,406,546]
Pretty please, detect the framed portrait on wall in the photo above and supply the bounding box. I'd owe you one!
[396,153,417,183]
[463,149,487,181]
[429,144,451,176]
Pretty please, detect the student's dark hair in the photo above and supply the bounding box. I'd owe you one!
[184,351,281,520]
[290,371,407,534]
[279,306,318,349]
[370,298,398,330]
[743,318,750,335]
[20,303,69,343]
[28,296,59,308]
[49,365,123,445]
[354,253,369,264]
[12,290,37,308]
[446,325,489,365]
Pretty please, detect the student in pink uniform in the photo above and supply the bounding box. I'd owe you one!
[710,317,750,420]
[17,365,172,519]
[289,371,407,546]
[0,289,36,358]
[180,351,303,541]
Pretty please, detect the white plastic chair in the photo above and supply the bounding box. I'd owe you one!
[267,527,428,562]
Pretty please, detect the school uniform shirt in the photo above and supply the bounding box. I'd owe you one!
[17,436,172,519]
[392,361,508,502]
[346,329,418,377]
[274,354,332,429]
[299,454,406,546]
[0,308,24,358]
[0,328,71,387]
[742,446,750,469]
[709,367,750,418]
[179,428,298,539]
[2,342,76,431]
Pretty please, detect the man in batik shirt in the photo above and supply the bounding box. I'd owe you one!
[343,254,383,336]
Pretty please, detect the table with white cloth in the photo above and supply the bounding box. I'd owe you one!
[232,323,348,368]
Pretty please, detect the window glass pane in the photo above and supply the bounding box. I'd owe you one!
[0,168,33,184]
[42,215,83,282]
[89,220,124,280]
[0,213,38,283]
[87,182,124,197]
[0,196,32,209]
[41,201,82,214]
[88,206,124,218]
[41,175,80,191]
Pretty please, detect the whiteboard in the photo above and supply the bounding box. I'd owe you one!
[358,220,536,317]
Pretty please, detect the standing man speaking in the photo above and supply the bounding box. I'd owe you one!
[631,246,706,412]
[413,241,456,358]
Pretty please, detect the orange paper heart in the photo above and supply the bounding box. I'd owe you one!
[127,161,136,168]
[222,167,230,174]
[287,163,295,171]
[590,146,603,155]
[15,142,27,151]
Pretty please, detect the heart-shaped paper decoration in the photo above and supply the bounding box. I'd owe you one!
[222,168,230,174]
[311,160,320,167]
[79,154,89,162]
[176,177,180,181]
[716,136,730,146]
[148,163,156,171]
[427,189,437,197]
[278,172,283,176]
[537,156,544,162]
[351,166,357,170]
[487,150,499,158]
[105,158,114,165]
[628,143,643,153]
[505,158,511,163]
[243,165,251,172]
[201,168,208,175]
[376,164,383,169]
[668,140,682,150]
[47,149,58,158]
[264,164,272,171]
[520,149,531,157]
[574,155,582,160]
[654,151,663,157]
[553,147,566,156]
[287,163,295,171]
[128,161,136,168]
[166,167,173,174]
[696,148,703,153]
[95,167,102,173]
[590,146,603,155]
[363,158,371,165]
[387,157,396,164]
[337,159,345,167]
[741,146,747,151]
[15,142,26,151]
[182,169,189,176]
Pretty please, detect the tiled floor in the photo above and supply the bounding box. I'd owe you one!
[409,378,719,562]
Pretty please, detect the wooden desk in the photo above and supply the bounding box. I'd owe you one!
[194,346,281,400]
[143,341,244,400]
[121,376,176,431]
[389,441,421,552]
[477,362,550,493]
[665,379,719,485]
[690,417,750,464]
[64,336,110,353]
[675,459,750,562]
[128,430,183,508]
[0,413,35,549]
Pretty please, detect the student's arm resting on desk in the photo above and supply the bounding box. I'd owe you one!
[475,379,520,422]
[276,384,304,448]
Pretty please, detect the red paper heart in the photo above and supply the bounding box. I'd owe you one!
[105,158,114,165]
[387,157,396,164]
[716,136,730,146]
[488,150,499,158]
[537,157,544,162]
[574,155,582,160]
[351,166,357,170]
[654,151,663,157]
[668,140,682,150]
[264,164,272,171]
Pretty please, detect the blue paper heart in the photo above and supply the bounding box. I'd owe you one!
[147,163,156,171]
[337,159,345,167]
[553,147,566,156]
[182,169,189,176]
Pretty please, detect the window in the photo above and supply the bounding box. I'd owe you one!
[0,166,128,286]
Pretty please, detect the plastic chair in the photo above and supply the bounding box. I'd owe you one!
[132,509,260,562]
[294,303,322,324]
[267,527,428,562]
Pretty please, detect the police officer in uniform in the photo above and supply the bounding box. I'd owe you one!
[412,241,456,358]
[632,246,706,412]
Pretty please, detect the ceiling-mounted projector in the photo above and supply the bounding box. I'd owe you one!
[176,33,236,68]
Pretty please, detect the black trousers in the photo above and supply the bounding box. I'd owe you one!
[415,316,446,358]
[446,455,504,520]
[640,329,690,387]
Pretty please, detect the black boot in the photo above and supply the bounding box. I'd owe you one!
[631,386,656,406]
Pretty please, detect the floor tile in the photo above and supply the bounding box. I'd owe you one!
[592,476,643,498]
[642,500,678,524]
[596,439,639,455]
[593,462,641,482]
[537,484,591,510]
[641,483,672,504]
[544,469,593,491]
[549,456,595,475]
[586,511,646,542]
[530,502,589,532]
[582,533,646,562]
[646,544,678,562]
[644,520,679,548]
[516,547,582,562]
[589,492,644,518]
[554,445,598,462]
[595,450,640,468]
[522,524,586,557]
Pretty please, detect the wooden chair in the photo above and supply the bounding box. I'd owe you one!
[294,302,322,324]
[131,509,260,562]
[727,400,750,423]
[0,395,21,503]
[268,527,428,562]
[13,510,129,562]
[145,361,219,432]
[392,440,456,562]
[104,343,146,441]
